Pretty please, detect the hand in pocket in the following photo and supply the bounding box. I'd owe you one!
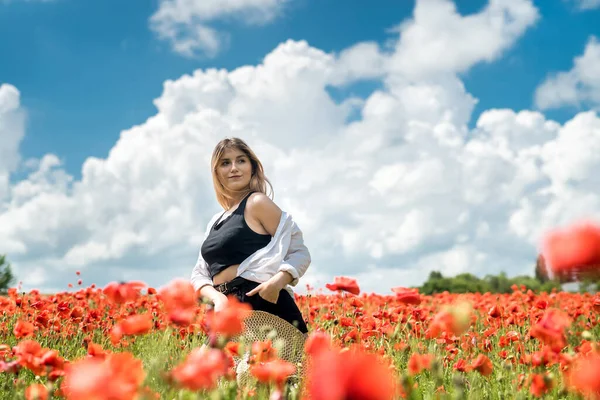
[246,281,280,304]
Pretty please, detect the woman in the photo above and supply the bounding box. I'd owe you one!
[190,137,311,334]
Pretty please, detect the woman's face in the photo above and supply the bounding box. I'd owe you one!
[217,147,253,194]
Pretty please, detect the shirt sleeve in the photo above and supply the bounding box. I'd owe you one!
[277,220,311,287]
[190,247,213,292]
[190,215,217,292]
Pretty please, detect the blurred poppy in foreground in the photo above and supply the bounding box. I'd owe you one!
[392,287,421,305]
[103,281,147,304]
[541,221,600,283]
[325,276,360,295]
[61,352,145,400]
[565,352,600,400]
[303,337,396,400]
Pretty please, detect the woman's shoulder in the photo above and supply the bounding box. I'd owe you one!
[247,191,273,204]
[246,191,281,214]
[245,191,286,233]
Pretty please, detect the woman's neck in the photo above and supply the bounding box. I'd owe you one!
[226,191,250,211]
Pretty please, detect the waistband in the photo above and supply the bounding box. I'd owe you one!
[213,276,254,295]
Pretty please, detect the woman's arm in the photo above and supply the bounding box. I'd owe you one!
[190,234,230,310]
[190,248,214,292]
[277,222,311,286]
[246,193,311,300]
[247,193,296,284]
[248,193,311,285]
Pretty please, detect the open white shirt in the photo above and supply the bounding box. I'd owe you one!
[190,210,311,297]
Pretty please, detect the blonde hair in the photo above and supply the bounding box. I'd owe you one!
[211,137,274,210]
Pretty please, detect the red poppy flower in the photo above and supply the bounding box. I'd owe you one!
[407,353,434,375]
[471,354,493,377]
[25,383,48,400]
[250,359,296,388]
[530,374,553,398]
[169,347,232,391]
[325,276,360,295]
[158,279,198,326]
[103,281,146,304]
[204,295,252,338]
[392,287,422,305]
[13,320,35,339]
[305,342,396,400]
[529,308,571,352]
[61,352,145,400]
[541,221,600,281]
[565,352,600,400]
[110,313,153,345]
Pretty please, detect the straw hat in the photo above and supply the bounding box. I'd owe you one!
[228,310,308,387]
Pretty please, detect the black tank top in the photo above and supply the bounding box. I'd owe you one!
[201,192,272,279]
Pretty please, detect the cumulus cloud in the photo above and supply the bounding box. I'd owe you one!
[0,84,26,202]
[149,0,287,58]
[387,0,539,79]
[535,36,600,111]
[568,0,600,10]
[4,0,600,295]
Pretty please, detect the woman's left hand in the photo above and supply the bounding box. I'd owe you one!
[246,280,282,304]
[246,271,294,304]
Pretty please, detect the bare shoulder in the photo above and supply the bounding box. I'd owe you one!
[247,192,281,214]
[246,192,282,235]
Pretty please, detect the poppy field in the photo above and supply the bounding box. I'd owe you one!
[0,275,599,400]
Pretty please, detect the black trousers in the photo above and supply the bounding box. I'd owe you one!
[217,277,309,334]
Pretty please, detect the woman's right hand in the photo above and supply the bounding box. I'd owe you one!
[199,285,229,312]
[211,292,229,312]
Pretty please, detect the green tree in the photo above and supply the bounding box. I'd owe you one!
[417,268,562,295]
[578,277,600,293]
[484,272,512,293]
[534,255,550,283]
[0,254,16,295]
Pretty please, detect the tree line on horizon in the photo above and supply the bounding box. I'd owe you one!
[0,254,15,295]
[415,255,600,295]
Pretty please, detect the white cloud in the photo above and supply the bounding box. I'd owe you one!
[0,84,26,203]
[149,0,287,58]
[5,0,600,295]
[388,0,539,79]
[568,0,600,10]
[329,42,389,86]
[535,36,600,110]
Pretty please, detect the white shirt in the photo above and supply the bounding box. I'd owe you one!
[190,210,311,297]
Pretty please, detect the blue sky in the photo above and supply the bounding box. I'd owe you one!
[2,0,598,181]
[2,0,600,293]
